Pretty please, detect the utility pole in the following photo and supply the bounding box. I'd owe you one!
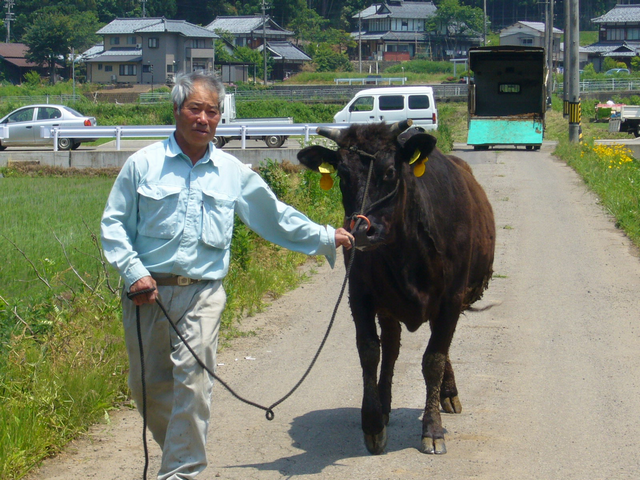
[141,0,147,18]
[483,0,487,46]
[544,0,554,107]
[5,0,15,43]
[563,0,570,118]
[262,0,268,86]
[568,0,581,143]
[358,13,362,73]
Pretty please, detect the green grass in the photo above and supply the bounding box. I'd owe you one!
[0,160,344,479]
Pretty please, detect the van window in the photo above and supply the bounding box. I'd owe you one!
[408,95,430,109]
[350,96,374,112]
[379,95,404,111]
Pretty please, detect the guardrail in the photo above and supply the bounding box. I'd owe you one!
[334,77,407,85]
[40,123,351,151]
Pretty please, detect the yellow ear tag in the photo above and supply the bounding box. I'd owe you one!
[318,162,335,190]
[409,148,422,165]
[320,173,334,190]
[413,160,426,177]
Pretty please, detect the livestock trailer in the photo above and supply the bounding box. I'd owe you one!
[466,46,547,150]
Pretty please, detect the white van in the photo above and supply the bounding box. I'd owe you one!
[333,86,438,130]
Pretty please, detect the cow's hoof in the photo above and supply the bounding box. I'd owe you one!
[441,395,462,414]
[421,436,447,455]
[364,427,387,455]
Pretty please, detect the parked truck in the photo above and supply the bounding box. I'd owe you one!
[466,46,546,150]
[214,93,293,148]
[608,105,640,137]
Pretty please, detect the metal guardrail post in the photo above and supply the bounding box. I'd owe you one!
[241,125,247,150]
[53,127,59,152]
[116,126,122,151]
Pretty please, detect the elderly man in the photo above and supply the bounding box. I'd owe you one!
[101,70,353,479]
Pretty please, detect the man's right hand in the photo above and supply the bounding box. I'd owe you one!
[128,276,158,306]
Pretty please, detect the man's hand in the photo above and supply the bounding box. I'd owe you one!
[128,276,158,306]
[335,227,354,250]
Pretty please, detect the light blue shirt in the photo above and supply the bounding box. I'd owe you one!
[101,135,337,289]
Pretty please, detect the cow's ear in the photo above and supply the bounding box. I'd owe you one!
[400,133,437,165]
[297,145,339,172]
[399,133,437,177]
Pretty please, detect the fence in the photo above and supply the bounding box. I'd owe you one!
[39,123,350,151]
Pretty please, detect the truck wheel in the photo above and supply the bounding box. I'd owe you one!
[264,135,286,148]
[634,129,640,138]
[213,136,226,148]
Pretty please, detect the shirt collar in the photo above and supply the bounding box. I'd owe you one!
[165,133,218,166]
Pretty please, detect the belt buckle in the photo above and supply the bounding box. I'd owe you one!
[177,276,191,286]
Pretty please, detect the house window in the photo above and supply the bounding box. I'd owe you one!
[628,28,640,40]
[98,64,103,70]
[119,64,137,76]
[521,37,533,45]
[105,65,113,72]
[192,38,206,48]
[127,36,137,45]
[401,20,408,31]
[607,28,624,41]
[110,37,120,45]
[167,64,173,73]
[149,37,159,48]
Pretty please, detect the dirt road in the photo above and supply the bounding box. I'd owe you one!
[28,142,640,479]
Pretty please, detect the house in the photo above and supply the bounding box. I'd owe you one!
[500,21,563,68]
[205,15,310,80]
[585,1,640,71]
[83,17,218,85]
[352,1,437,61]
[0,42,53,84]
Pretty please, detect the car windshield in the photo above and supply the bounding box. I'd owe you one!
[62,106,85,117]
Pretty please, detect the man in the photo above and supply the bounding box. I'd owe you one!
[101,70,353,480]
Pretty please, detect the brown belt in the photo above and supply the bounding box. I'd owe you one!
[152,275,201,286]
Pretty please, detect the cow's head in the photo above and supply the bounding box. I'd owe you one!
[297,120,437,250]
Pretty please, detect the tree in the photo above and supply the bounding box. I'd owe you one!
[426,0,485,55]
[23,10,100,83]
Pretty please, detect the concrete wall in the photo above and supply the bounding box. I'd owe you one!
[0,147,303,170]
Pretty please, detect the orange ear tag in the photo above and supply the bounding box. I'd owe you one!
[320,173,334,190]
[318,162,335,190]
[413,160,426,177]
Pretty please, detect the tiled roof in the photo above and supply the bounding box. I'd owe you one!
[97,17,217,38]
[355,1,436,20]
[582,41,640,54]
[264,41,311,61]
[592,5,640,24]
[513,21,563,35]
[205,15,293,36]
[84,47,142,63]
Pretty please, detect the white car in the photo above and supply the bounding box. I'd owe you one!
[0,104,97,150]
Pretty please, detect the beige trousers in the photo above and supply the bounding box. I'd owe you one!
[122,280,226,480]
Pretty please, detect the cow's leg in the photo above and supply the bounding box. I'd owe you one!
[421,303,460,455]
[378,315,401,426]
[441,355,462,414]
[353,300,387,455]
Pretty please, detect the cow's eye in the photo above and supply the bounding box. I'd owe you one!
[384,166,396,181]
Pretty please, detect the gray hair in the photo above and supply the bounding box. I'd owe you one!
[171,71,226,109]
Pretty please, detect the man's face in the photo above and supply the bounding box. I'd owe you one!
[173,81,221,150]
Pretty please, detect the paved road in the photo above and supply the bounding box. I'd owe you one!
[28,142,640,479]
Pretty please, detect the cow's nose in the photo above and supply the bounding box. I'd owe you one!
[350,215,373,248]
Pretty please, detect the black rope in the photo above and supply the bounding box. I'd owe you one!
[126,238,356,479]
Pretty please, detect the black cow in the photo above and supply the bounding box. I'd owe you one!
[297,121,495,455]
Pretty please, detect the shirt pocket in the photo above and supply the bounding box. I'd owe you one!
[137,183,184,239]
[201,190,235,249]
